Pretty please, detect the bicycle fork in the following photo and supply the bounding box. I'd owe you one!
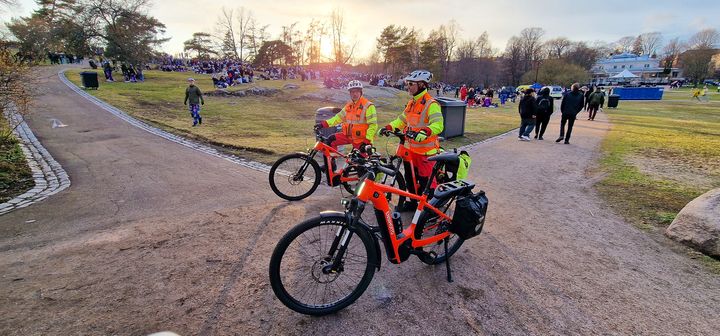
[325,201,366,273]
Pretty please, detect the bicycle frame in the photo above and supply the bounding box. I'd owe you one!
[307,139,360,187]
[354,177,451,264]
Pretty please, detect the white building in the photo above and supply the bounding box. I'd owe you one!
[590,53,681,85]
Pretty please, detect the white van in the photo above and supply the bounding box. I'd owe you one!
[543,86,564,99]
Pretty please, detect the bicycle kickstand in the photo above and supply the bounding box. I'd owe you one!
[444,237,453,283]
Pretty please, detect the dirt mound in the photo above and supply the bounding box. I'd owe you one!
[298,86,403,106]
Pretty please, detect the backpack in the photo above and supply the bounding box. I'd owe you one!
[537,96,551,113]
[590,92,605,105]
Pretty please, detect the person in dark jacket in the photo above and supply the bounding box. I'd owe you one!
[587,87,605,120]
[184,78,205,126]
[518,88,537,141]
[556,83,584,144]
[583,86,593,111]
[533,87,554,140]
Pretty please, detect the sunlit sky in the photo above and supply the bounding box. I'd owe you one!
[5,0,720,61]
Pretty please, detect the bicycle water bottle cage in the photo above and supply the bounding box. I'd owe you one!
[433,180,475,199]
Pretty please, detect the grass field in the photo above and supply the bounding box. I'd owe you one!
[596,95,720,229]
[0,118,34,203]
[65,69,519,164]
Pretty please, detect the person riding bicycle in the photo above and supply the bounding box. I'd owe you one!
[315,80,378,151]
[380,70,444,211]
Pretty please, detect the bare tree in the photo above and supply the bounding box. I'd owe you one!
[245,18,269,62]
[503,36,523,85]
[215,7,239,59]
[0,0,18,12]
[0,41,33,139]
[455,39,477,60]
[635,32,663,56]
[476,31,494,58]
[330,8,356,64]
[688,28,720,49]
[544,37,572,59]
[425,20,460,80]
[519,27,545,74]
[305,19,327,64]
[661,37,686,68]
[614,36,635,53]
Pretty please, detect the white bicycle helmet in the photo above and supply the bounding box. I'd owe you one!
[404,70,433,83]
[347,80,363,90]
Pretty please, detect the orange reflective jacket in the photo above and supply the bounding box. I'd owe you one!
[403,92,440,154]
[341,96,374,144]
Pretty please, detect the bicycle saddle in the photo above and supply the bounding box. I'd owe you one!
[428,152,459,164]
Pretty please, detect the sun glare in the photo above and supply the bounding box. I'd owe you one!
[320,39,334,61]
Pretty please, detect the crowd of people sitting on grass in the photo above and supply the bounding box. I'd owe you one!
[455,85,500,108]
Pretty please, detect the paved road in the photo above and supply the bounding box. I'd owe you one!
[1,68,718,335]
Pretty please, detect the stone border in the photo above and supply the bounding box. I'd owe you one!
[0,107,71,216]
[58,69,272,173]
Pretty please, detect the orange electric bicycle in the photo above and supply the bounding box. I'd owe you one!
[269,128,407,201]
[269,150,488,315]
[269,128,366,200]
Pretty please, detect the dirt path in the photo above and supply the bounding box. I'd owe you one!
[1,70,718,335]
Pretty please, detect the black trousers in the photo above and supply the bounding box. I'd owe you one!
[559,115,576,141]
[534,114,551,138]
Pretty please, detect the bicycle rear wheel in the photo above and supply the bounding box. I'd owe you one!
[269,215,377,316]
[341,165,365,194]
[415,196,464,265]
[269,153,321,201]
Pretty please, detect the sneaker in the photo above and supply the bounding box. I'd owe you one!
[520,136,530,141]
[533,135,538,139]
[555,137,564,143]
[538,136,544,140]
[564,141,569,144]
[518,137,524,141]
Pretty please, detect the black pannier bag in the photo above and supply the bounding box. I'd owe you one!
[450,191,488,239]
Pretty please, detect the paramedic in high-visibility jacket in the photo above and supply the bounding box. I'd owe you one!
[381,70,444,210]
[315,80,378,149]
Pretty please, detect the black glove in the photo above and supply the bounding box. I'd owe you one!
[313,123,323,131]
[359,143,373,154]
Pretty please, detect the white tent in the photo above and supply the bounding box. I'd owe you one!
[610,69,640,78]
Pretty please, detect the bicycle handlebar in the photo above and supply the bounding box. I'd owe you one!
[380,128,418,141]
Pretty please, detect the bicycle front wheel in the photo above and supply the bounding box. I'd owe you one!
[415,196,464,265]
[269,215,377,316]
[269,153,321,201]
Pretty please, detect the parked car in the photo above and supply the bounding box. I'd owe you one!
[702,79,719,86]
[542,85,564,99]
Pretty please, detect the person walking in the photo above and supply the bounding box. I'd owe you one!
[583,86,593,111]
[533,87,554,140]
[556,83,584,144]
[587,87,605,120]
[184,78,204,126]
[460,84,468,101]
[518,88,537,141]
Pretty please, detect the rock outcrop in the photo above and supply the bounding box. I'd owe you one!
[665,188,720,258]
